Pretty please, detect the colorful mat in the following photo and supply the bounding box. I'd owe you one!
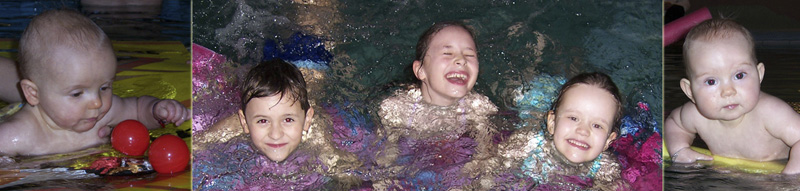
[0,39,191,190]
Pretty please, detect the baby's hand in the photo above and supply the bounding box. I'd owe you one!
[671,147,712,163]
[153,99,190,126]
[97,125,112,139]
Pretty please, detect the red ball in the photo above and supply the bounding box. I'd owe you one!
[148,134,190,174]
[111,120,150,156]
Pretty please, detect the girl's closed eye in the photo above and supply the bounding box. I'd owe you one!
[568,116,578,122]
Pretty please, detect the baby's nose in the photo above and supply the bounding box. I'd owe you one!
[720,83,737,97]
[88,95,102,109]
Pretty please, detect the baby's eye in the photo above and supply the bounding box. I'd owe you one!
[256,119,267,124]
[284,118,295,123]
[704,79,716,85]
[734,72,746,80]
[100,85,112,91]
[71,92,83,97]
[568,116,578,121]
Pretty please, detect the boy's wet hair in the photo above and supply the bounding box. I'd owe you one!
[551,72,624,136]
[18,9,112,80]
[411,20,476,85]
[683,18,756,76]
[240,59,310,113]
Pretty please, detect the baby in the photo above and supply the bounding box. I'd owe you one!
[193,59,360,190]
[500,72,628,190]
[0,9,189,156]
[375,21,500,189]
[665,19,800,174]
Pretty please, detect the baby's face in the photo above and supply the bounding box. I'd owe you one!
[239,94,312,162]
[35,47,116,132]
[684,35,762,121]
[548,84,617,164]
[416,26,479,106]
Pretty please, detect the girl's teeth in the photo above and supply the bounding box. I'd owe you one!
[446,73,466,79]
[569,140,588,148]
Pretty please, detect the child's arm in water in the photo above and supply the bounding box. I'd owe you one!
[664,102,712,163]
[105,95,190,129]
[759,96,800,174]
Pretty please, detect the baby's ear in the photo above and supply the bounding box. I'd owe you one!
[546,110,556,134]
[238,110,249,134]
[412,60,426,80]
[679,78,695,103]
[19,79,39,105]
[757,62,765,83]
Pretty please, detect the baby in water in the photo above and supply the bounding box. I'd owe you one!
[665,19,800,174]
[0,9,189,157]
[501,72,628,190]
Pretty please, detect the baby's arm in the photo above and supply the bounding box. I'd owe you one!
[759,95,800,174]
[106,95,189,129]
[0,57,22,102]
[665,103,712,163]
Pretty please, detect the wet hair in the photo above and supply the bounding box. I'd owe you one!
[240,59,310,113]
[18,9,112,80]
[551,72,624,136]
[682,19,756,76]
[411,21,476,85]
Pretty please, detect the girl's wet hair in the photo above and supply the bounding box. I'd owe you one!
[410,21,476,85]
[240,59,310,113]
[551,72,624,135]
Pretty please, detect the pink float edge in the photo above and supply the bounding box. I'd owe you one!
[663,7,711,47]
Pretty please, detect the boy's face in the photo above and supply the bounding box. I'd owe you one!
[413,26,479,106]
[34,47,116,132]
[681,35,764,121]
[548,84,617,164]
[239,94,313,162]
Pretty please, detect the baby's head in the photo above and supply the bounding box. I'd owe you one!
[238,59,314,162]
[412,21,479,106]
[18,9,116,132]
[680,19,764,121]
[547,72,623,164]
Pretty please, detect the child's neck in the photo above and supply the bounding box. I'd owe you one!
[715,111,750,128]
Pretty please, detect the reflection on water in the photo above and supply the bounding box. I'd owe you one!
[665,160,800,190]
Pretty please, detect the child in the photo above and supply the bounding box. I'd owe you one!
[193,59,360,190]
[500,72,628,190]
[0,9,189,156]
[665,19,800,174]
[374,21,500,189]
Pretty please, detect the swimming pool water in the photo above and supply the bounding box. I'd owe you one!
[193,0,661,189]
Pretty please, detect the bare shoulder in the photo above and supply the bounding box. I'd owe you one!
[100,95,129,124]
[0,115,40,156]
[668,102,702,132]
[756,92,800,138]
